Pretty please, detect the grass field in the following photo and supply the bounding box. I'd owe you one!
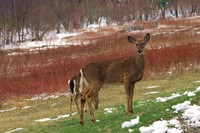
[1,72,200,133]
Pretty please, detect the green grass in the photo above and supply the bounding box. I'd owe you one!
[1,72,200,133]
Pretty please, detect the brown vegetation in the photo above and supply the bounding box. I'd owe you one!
[0,17,200,103]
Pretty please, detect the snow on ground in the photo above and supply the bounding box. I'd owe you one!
[183,91,196,97]
[172,101,200,128]
[145,91,159,95]
[28,92,68,101]
[104,108,116,114]
[121,116,140,128]
[195,86,200,92]
[2,31,82,51]
[139,118,183,133]
[21,106,34,110]
[146,86,159,89]
[172,101,191,113]
[194,80,200,83]
[156,86,200,103]
[0,107,16,113]
[4,128,24,133]
[0,106,34,113]
[35,112,77,122]
[1,19,110,52]
[123,86,200,132]
[156,93,182,102]
[128,129,134,132]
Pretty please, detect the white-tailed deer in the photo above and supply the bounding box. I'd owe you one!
[68,75,99,116]
[78,33,150,125]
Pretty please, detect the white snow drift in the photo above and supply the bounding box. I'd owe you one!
[121,116,140,128]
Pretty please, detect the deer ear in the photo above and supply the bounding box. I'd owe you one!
[128,36,137,44]
[144,33,150,43]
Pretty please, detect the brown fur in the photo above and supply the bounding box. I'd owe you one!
[68,75,99,116]
[78,33,150,125]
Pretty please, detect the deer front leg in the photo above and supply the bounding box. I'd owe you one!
[129,83,135,113]
[124,81,135,115]
[92,92,99,109]
[86,94,96,123]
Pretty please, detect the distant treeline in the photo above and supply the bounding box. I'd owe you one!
[0,0,199,44]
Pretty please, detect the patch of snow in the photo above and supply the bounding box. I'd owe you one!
[128,129,134,132]
[0,106,33,113]
[54,114,70,120]
[4,128,24,133]
[145,91,159,95]
[35,118,52,122]
[51,103,59,107]
[172,100,200,128]
[156,93,181,102]
[2,31,83,52]
[168,71,173,75]
[28,92,68,101]
[168,118,182,129]
[35,112,77,122]
[139,126,154,133]
[184,91,196,97]
[172,101,191,113]
[22,106,34,109]
[157,25,171,29]
[194,86,200,92]
[139,118,183,133]
[165,109,170,112]
[146,86,158,89]
[182,105,200,127]
[0,107,16,113]
[121,116,140,128]
[104,108,116,114]
[193,81,200,83]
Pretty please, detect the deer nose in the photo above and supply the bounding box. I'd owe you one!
[138,49,142,53]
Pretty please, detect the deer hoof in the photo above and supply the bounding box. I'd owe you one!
[91,119,96,123]
[80,121,84,126]
[126,111,133,115]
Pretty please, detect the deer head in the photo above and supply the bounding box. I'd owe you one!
[128,33,150,54]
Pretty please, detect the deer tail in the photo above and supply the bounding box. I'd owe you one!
[68,78,76,95]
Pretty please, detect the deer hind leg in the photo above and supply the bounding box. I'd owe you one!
[80,95,86,126]
[74,94,80,115]
[69,95,73,116]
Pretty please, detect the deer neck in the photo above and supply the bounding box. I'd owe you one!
[136,52,146,70]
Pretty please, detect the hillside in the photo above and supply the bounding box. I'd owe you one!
[0,15,200,133]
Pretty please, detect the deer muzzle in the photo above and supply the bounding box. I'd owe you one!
[138,49,142,54]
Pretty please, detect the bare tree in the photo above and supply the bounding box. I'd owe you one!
[169,0,179,18]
